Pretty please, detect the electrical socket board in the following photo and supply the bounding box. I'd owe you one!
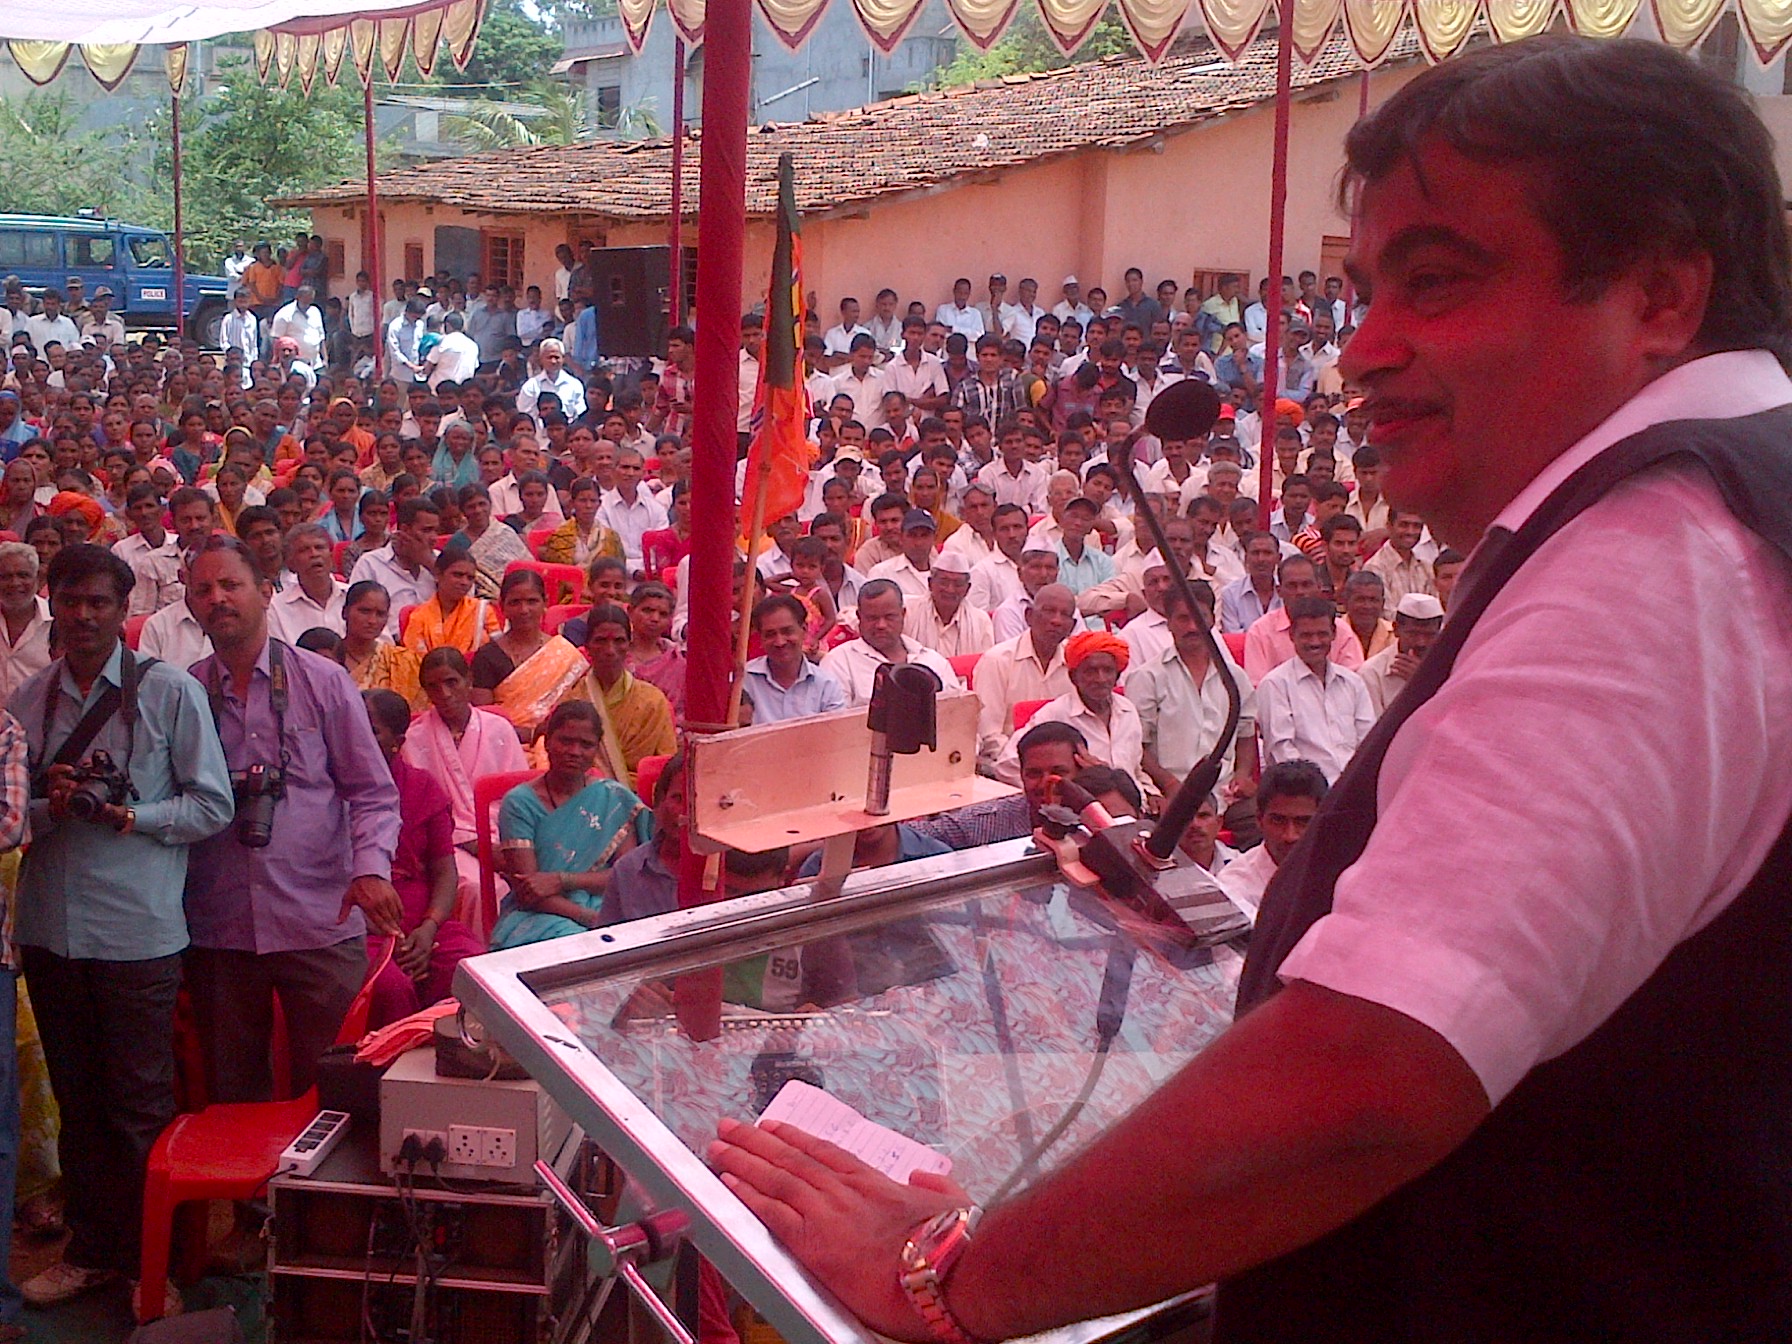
[448,1124,517,1169]
[380,1046,569,1184]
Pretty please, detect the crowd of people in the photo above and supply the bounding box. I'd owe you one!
[0,247,1452,1330]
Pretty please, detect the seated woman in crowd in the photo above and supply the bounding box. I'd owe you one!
[454,482,528,599]
[211,463,251,536]
[640,480,692,580]
[361,689,487,1026]
[403,543,500,659]
[503,470,560,538]
[624,581,685,718]
[565,603,677,794]
[0,460,40,537]
[490,701,654,950]
[470,568,588,745]
[556,555,628,647]
[320,468,364,542]
[338,488,389,576]
[540,476,623,568]
[340,579,424,708]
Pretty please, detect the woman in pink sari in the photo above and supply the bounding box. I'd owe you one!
[360,689,487,1027]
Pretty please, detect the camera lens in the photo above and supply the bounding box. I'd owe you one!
[66,784,107,822]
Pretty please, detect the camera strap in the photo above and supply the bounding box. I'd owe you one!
[32,646,158,795]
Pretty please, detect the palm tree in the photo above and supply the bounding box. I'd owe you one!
[441,83,662,151]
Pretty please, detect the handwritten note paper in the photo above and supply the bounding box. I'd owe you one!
[758,1080,952,1184]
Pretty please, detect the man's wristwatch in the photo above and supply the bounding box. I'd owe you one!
[899,1206,986,1344]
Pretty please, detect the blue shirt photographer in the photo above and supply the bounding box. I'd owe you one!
[13,641,235,960]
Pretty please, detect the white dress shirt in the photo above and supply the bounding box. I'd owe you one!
[1216,842,1276,920]
[221,310,259,382]
[970,632,1070,762]
[427,331,482,389]
[817,637,961,706]
[138,601,213,671]
[0,598,52,710]
[25,313,79,357]
[270,301,326,365]
[829,366,889,430]
[113,533,184,617]
[993,688,1143,786]
[518,368,587,422]
[599,486,669,574]
[967,551,1022,613]
[884,353,949,407]
[1279,349,1792,1105]
[1122,644,1255,780]
[822,323,873,358]
[939,526,994,568]
[975,460,1050,514]
[934,304,985,341]
[1255,655,1374,782]
[267,576,350,644]
[867,555,932,603]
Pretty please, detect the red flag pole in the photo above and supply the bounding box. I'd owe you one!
[668,37,687,326]
[1258,0,1293,532]
[678,0,751,949]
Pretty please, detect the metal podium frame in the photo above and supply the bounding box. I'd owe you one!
[454,839,1207,1344]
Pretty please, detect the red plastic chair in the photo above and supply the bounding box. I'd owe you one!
[124,613,149,651]
[543,602,586,636]
[138,944,393,1320]
[397,603,418,642]
[504,559,584,606]
[948,652,983,685]
[659,565,679,592]
[1012,698,1049,731]
[1222,631,1246,662]
[475,769,543,938]
[331,539,353,577]
[525,527,557,560]
[634,754,671,806]
[1102,610,1132,631]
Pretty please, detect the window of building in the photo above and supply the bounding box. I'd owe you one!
[483,232,526,290]
[326,239,346,279]
[593,84,622,127]
[403,242,426,281]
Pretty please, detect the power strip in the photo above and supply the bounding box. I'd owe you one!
[277,1109,351,1177]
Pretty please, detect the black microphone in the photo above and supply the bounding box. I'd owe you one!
[1143,377,1223,444]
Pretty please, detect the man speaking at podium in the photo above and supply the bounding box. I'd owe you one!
[710,35,1792,1342]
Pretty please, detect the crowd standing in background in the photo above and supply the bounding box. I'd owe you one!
[0,250,1437,1325]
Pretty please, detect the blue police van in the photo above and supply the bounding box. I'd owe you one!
[0,211,229,345]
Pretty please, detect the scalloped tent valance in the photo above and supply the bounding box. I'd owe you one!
[2,0,485,92]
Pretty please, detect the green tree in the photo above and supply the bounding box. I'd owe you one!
[436,0,562,89]
[0,91,158,220]
[441,82,661,150]
[931,12,1136,85]
[141,61,372,271]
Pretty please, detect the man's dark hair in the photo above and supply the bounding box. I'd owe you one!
[1258,759,1330,811]
[752,593,807,631]
[1341,35,1792,364]
[125,482,163,510]
[236,505,282,537]
[396,496,440,529]
[1319,512,1363,542]
[856,578,903,608]
[1278,554,1317,584]
[870,493,909,517]
[1015,719,1086,760]
[1352,444,1381,470]
[1073,765,1141,814]
[1286,595,1337,626]
[1435,546,1468,567]
[46,543,134,604]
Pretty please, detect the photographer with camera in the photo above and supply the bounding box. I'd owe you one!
[9,545,233,1311]
[183,535,402,1107]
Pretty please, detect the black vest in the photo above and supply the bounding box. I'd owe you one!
[1216,408,1792,1343]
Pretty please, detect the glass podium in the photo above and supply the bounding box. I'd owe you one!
[454,837,1242,1344]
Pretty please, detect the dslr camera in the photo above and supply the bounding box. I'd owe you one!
[66,750,134,823]
[231,762,286,848]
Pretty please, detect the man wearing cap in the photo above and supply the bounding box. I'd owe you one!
[78,289,123,351]
[61,276,88,320]
[24,293,77,361]
[902,549,992,659]
[994,628,1141,789]
[1052,276,1094,328]
[270,285,325,368]
[971,582,1075,766]
[867,510,938,603]
[270,337,315,394]
[1359,592,1445,716]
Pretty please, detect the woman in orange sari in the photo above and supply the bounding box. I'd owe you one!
[469,569,588,746]
[341,580,425,709]
[402,545,501,659]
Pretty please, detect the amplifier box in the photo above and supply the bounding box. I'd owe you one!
[378,1046,570,1184]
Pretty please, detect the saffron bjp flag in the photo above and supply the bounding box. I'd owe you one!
[742,152,812,527]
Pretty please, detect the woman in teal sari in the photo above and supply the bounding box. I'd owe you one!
[491,701,655,949]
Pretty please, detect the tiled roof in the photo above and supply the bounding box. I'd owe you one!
[278,27,1419,220]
